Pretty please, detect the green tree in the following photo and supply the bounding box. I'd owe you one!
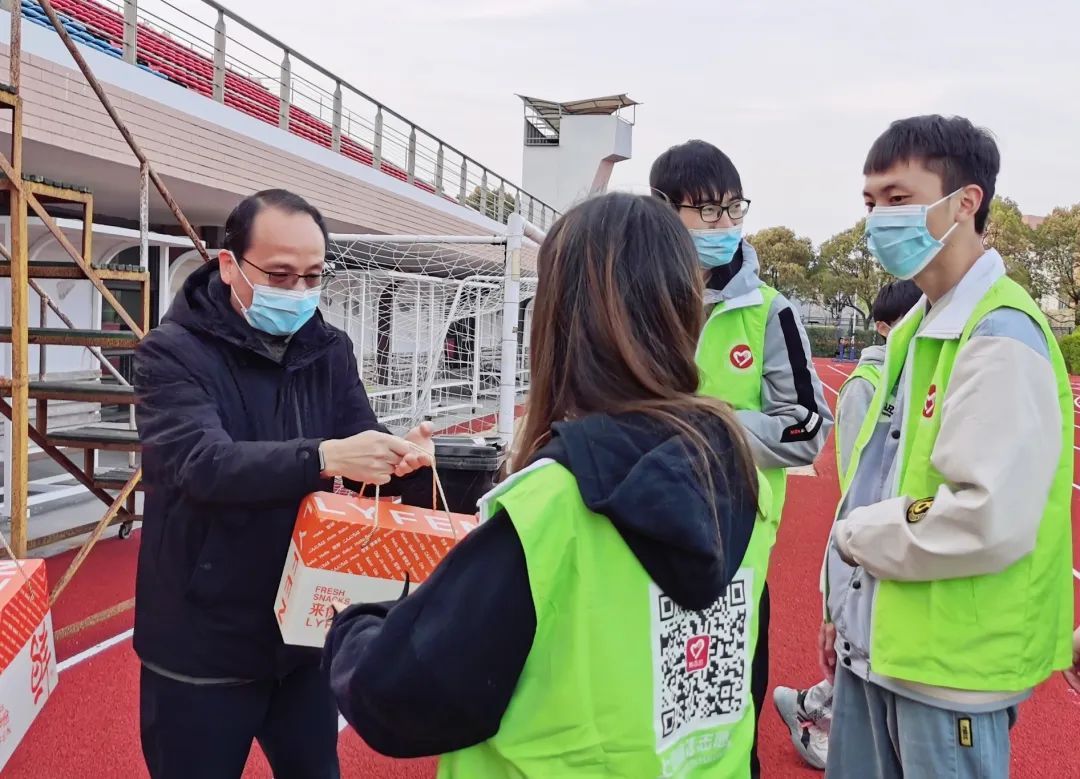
[815,220,885,326]
[812,268,857,321]
[466,186,517,224]
[1034,204,1080,326]
[984,196,1041,296]
[747,226,816,300]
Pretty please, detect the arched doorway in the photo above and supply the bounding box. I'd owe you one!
[168,251,206,304]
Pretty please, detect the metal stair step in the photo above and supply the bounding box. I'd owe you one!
[0,261,148,282]
[0,174,93,204]
[0,326,138,349]
[46,425,140,452]
[14,174,91,194]
[0,379,134,405]
[28,513,141,551]
[94,467,145,492]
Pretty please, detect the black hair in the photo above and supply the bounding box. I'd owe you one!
[517,191,759,513]
[871,280,923,325]
[649,140,743,206]
[223,189,330,258]
[863,115,1000,233]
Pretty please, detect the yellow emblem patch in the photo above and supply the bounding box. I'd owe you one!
[958,717,973,748]
[906,498,933,524]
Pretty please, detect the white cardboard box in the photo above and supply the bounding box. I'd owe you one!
[0,559,58,771]
[275,492,477,648]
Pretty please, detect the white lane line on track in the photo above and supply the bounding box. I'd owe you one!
[817,363,848,398]
[57,628,133,673]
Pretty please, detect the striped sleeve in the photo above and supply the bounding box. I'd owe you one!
[734,294,833,470]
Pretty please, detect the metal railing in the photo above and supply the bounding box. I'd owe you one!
[22,0,560,229]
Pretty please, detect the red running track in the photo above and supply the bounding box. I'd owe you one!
[5,359,1080,777]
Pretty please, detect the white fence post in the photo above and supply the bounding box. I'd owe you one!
[212,10,225,103]
[123,0,138,64]
[279,51,291,130]
[498,214,524,444]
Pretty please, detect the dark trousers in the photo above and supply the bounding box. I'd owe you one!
[140,663,340,779]
[749,582,771,778]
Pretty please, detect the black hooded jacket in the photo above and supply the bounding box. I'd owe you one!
[133,259,390,680]
[323,411,759,758]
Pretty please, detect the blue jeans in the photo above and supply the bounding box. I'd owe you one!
[826,667,1016,779]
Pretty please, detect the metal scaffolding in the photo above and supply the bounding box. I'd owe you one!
[0,0,208,603]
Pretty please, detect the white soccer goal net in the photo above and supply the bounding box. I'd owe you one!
[321,228,540,438]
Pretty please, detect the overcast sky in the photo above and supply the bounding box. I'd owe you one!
[225,0,1077,245]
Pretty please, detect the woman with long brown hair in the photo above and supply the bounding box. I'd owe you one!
[324,192,771,777]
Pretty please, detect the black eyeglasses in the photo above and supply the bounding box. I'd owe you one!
[241,258,334,289]
[678,199,751,223]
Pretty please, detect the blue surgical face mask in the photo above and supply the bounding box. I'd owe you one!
[865,189,961,280]
[233,264,321,337]
[690,225,742,268]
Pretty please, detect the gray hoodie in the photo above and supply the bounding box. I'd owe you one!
[835,344,885,478]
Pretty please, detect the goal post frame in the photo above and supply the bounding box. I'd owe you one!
[325,220,544,448]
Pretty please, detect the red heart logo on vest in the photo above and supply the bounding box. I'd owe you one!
[923,384,937,419]
[685,635,710,673]
[729,345,754,370]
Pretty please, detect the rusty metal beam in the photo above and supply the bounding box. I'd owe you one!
[7,169,27,557]
[34,0,210,264]
[9,0,20,90]
[49,467,141,604]
[0,159,144,335]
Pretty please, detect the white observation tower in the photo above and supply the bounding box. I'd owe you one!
[518,94,638,214]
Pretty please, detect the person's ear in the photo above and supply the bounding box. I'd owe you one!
[219,250,238,285]
[954,184,984,228]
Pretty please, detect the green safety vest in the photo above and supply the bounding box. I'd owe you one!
[439,461,775,778]
[840,276,1074,691]
[696,286,785,532]
[834,361,882,490]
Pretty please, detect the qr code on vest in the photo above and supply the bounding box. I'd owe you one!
[651,568,754,750]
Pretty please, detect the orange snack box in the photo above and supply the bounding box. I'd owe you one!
[275,491,479,647]
[0,559,58,771]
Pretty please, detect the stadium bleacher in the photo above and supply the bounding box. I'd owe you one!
[21,0,436,194]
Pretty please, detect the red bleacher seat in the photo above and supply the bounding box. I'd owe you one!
[46,0,441,198]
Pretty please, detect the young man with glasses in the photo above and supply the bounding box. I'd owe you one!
[133,189,434,778]
[650,141,832,777]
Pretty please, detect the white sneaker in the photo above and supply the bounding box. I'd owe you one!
[773,686,829,770]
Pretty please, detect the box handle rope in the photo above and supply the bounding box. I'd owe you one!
[358,441,455,549]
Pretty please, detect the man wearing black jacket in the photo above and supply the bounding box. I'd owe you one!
[134,189,432,779]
